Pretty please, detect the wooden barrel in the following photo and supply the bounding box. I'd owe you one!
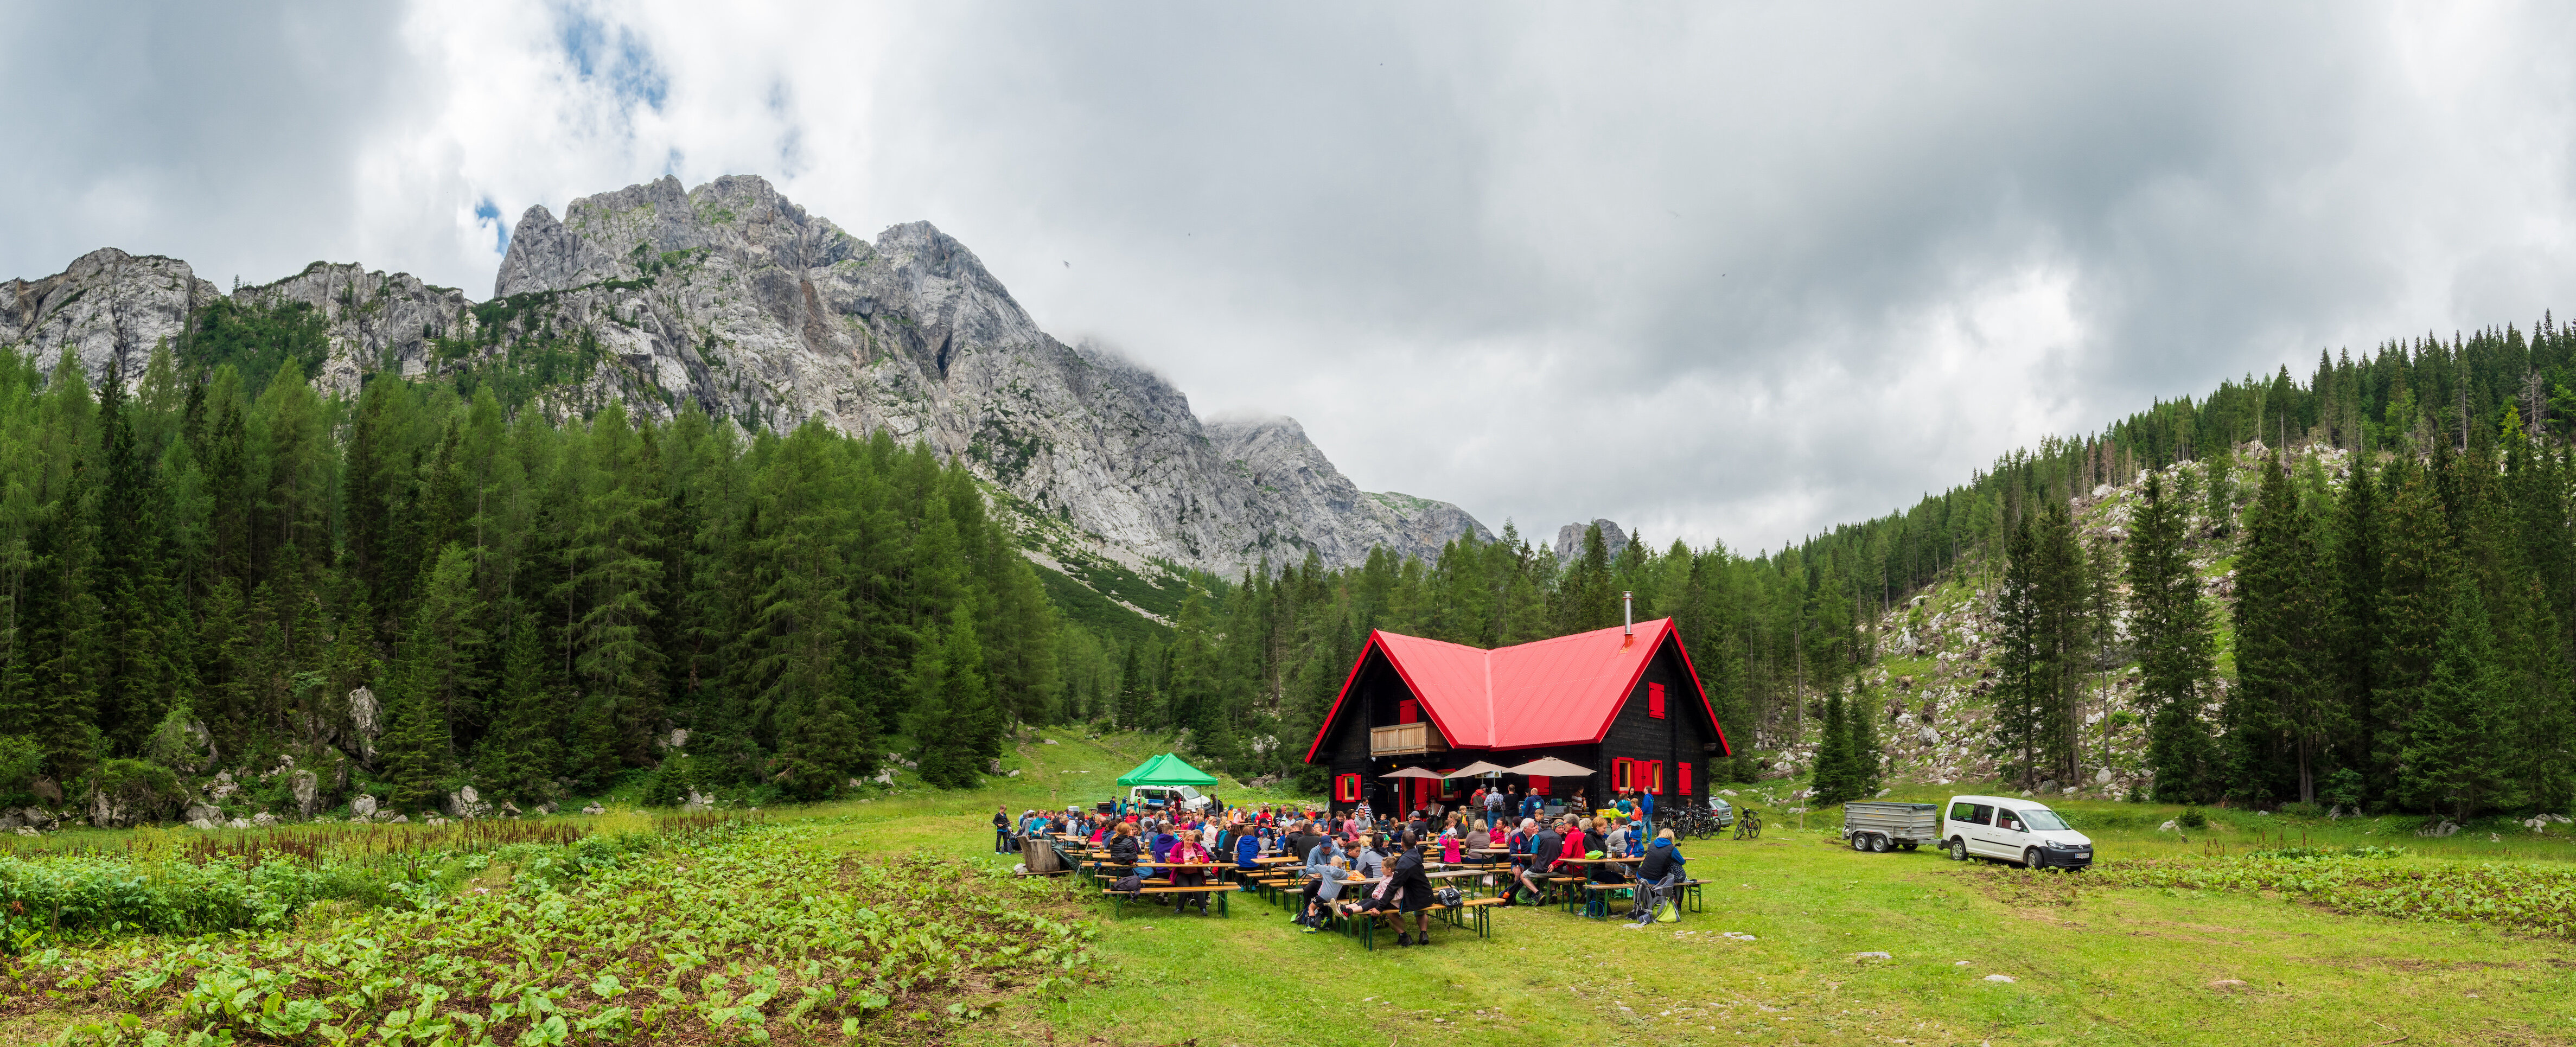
[1022,837,1062,873]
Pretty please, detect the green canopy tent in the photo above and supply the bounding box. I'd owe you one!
[1115,754,1220,788]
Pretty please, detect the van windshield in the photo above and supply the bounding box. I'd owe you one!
[2020,809,2070,831]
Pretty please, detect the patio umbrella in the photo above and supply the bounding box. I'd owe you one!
[1441,761,1512,780]
[1379,767,1447,780]
[1504,757,1593,777]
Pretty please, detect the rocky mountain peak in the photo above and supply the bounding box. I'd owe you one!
[1553,519,1630,563]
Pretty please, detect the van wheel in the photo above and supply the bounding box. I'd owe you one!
[1948,837,1969,861]
[2023,848,2041,869]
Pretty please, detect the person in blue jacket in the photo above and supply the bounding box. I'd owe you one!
[1637,787,1656,840]
[1234,823,1263,876]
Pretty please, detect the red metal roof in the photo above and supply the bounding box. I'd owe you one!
[1303,618,1730,762]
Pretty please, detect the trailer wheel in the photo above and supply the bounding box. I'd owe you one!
[1850,833,1869,852]
[1869,834,1889,853]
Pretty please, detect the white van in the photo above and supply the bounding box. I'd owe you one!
[1129,785,1212,813]
[1940,795,2093,870]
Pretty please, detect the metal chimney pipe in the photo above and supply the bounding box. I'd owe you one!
[1623,591,1633,636]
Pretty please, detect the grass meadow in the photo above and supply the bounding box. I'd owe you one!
[7,727,2575,1045]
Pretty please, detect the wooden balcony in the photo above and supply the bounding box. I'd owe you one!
[1370,722,1448,756]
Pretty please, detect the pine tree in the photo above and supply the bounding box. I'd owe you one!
[1992,509,2045,786]
[2373,459,2451,807]
[2128,473,2217,803]
[2229,452,2334,803]
[2328,454,2384,794]
[1810,688,1854,805]
[1847,686,1882,801]
[911,607,999,789]
[2399,579,2515,819]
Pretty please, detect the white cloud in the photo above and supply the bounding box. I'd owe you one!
[15,3,2576,552]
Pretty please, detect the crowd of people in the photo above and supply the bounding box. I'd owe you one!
[994,780,1692,946]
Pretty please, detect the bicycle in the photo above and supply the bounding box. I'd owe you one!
[1733,808,1763,840]
[1674,805,1729,840]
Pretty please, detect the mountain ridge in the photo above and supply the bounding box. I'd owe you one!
[0,174,1487,580]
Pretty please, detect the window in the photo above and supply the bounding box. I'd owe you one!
[1678,761,1692,796]
[1648,682,1666,719]
[1996,809,2025,833]
[1644,761,1663,794]
[1397,699,1419,724]
[1611,758,1634,791]
[1438,771,1459,800]
[1335,774,1361,803]
[1949,802,1992,825]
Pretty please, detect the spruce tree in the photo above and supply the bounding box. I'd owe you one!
[2229,452,2333,803]
[1810,689,1853,805]
[1847,686,1882,800]
[2372,459,2452,804]
[1992,510,2045,786]
[2399,579,2515,819]
[2328,454,2383,793]
[911,607,999,789]
[2127,473,2217,803]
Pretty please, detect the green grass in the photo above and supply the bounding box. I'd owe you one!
[9,731,2576,1045]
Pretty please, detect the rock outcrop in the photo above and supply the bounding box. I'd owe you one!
[1,248,218,381]
[1553,519,1631,563]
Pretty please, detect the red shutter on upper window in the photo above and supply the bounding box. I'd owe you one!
[1648,682,1666,719]
[1679,762,1693,796]
[1398,699,1419,724]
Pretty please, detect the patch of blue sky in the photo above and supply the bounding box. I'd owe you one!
[556,6,666,112]
[475,197,508,253]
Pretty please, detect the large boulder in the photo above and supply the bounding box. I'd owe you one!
[346,687,381,757]
[683,790,713,813]
[350,794,378,819]
[184,800,222,823]
[290,770,320,818]
[447,786,492,820]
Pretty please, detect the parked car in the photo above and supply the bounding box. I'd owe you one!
[1840,801,1940,852]
[1940,795,2094,869]
[1129,785,1212,813]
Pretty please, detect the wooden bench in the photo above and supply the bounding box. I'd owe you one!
[1323,897,1499,950]
[1101,883,1239,918]
[1579,881,1640,919]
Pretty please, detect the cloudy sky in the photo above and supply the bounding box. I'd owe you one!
[8,3,2576,554]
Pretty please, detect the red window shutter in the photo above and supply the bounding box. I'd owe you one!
[1648,682,1666,719]
[1611,758,1630,791]
[1398,699,1419,724]
[1679,762,1693,796]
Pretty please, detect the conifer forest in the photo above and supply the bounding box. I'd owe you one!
[4,312,2575,825]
